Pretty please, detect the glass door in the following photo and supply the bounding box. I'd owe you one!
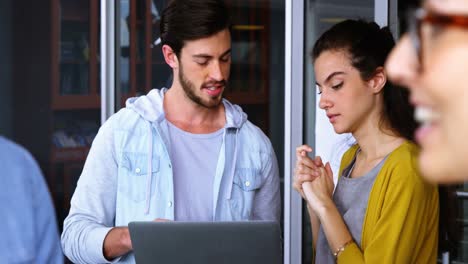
[117,0,172,106]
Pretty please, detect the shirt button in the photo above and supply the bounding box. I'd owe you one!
[167,201,173,207]
[169,164,172,168]
[135,168,141,174]
[245,181,251,187]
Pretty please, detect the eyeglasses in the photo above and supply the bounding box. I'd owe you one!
[407,8,468,68]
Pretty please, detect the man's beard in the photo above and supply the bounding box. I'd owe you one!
[178,64,226,109]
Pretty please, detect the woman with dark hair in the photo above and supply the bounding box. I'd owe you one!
[293,20,439,263]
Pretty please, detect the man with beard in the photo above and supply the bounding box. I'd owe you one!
[61,1,281,263]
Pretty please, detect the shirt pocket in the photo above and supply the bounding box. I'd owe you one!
[118,152,160,202]
[232,168,262,191]
[229,168,262,219]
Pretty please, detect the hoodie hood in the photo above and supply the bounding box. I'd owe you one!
[125,88,247,215]
[125,88,248,129]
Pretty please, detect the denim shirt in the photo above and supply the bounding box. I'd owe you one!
[61,89,281,264]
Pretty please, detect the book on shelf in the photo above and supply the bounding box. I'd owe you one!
[52,120,98,148]
[60,63,90,95]
[231,41,260,64]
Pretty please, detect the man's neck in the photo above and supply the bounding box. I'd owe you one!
[163,86,226,134]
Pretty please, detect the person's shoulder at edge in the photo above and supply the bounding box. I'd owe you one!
[0,136,59,199]
[0,135,29,158]
[0,136,63,261]
[0,137,35,195]
[0,136,40,174]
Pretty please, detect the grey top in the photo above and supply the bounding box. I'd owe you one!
[315,150,387,263]
[167,121,224,221]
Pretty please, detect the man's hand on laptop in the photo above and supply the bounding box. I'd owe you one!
[103,226,133,261]
[103,219,171,260]
[154,218,171,222]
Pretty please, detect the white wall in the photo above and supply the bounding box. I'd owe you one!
[315,95,355,183]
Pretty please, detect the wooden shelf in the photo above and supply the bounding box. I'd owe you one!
[61,16,89,22]
[135,60,165,65]
[51,146,90,163]
[232,25,265,31]
[52,94,101,110]
[60,1,89,22]
[224,91,268,105]
[60,60,88,64]
[231,62,262,66]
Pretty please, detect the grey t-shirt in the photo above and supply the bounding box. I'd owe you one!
[167,121,224,221]
[315,151,387,263]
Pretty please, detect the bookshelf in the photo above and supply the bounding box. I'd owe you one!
[51,147,90,163]
[51,0,100,110]
[226,0,271,134]
[122,0,271,133]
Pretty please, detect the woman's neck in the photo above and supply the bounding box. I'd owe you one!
[352,124,405,163]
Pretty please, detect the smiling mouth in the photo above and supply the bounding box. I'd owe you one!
[414,106,440,127]
[413,106,442,144]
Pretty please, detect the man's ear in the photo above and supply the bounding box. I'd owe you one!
[162,44,178,69]
[368,66,387,94]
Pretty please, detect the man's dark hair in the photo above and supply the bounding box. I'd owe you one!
[160,0,231,58]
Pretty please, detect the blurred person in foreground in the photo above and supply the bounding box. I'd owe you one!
[386,0,468,183]
[0,136,63,263]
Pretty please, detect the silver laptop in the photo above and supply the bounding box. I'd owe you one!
[128,221,282,264]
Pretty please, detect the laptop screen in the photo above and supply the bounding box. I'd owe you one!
[128,221,282,264]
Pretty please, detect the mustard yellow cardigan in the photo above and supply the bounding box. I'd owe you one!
[337,141,439,263]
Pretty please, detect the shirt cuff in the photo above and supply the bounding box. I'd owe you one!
[87,226,122,263]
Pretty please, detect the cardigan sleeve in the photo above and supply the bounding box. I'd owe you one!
[337,163,439,263]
